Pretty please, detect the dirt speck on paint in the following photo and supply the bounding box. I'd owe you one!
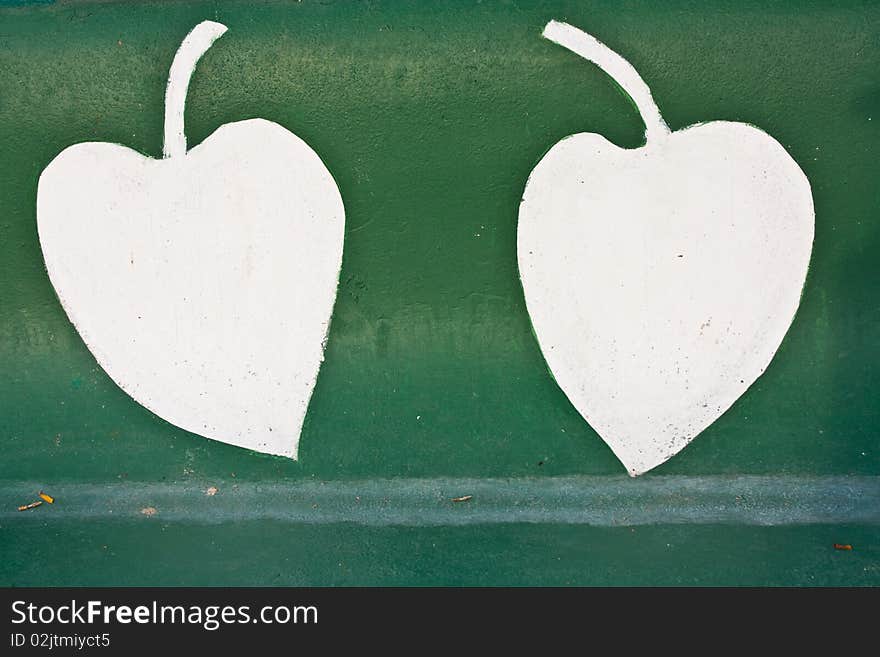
[451,495,473,503]
[833,543,853,551]
[140,506,158,517]
[205,486,218,496]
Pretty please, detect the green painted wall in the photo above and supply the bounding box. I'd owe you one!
[1,0,878,585]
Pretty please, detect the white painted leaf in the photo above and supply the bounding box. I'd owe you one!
[518,22,814,475]
[37,22,344,458]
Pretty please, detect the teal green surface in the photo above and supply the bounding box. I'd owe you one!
[1,0,878,585]
[5,520,880,586]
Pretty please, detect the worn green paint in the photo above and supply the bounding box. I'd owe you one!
[1,0,878,585]
[5,521,880,586]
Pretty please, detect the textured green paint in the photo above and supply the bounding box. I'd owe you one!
[1,0,878,585]
[5,520,880,586]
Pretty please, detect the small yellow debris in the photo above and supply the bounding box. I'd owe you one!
[39,492,55,504]
[18,500,43,512]
[451,495,473,503]
[141,506,158,516]
[205,486,218,496]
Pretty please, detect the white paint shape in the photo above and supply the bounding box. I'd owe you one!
[518,21,814,475]
[37,21,345,458]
